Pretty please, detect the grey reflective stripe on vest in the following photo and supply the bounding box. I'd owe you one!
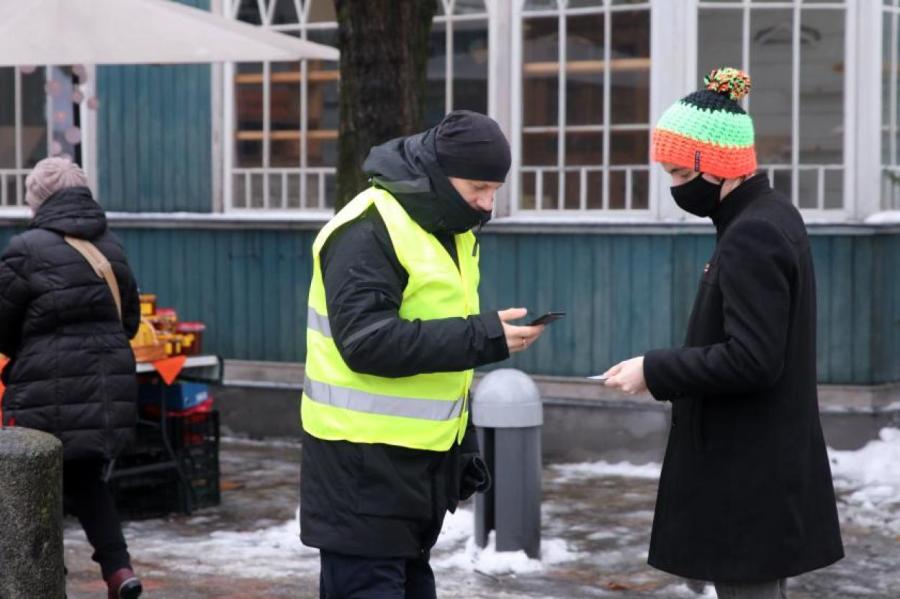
[307,307,332,337]
[303,376,464,421]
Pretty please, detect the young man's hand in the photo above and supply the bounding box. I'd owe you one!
[603,356,647,395]
[498,308,544,354]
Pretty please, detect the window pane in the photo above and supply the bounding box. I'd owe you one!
[21,67,48,168]
[824,169,842,210]
[426,22,448,126]
[610,130,648,165]
[307,0,336,23]
[566,13,604,126]
[564,170,580,209]
[773,169,792,197]
[882,12,893,141]
[250,173,264,208]
[455,0,487,14]
[236,62,263,167]
[565,132,602,165]
[272,0,300,25]
[523,132,558,166]
[524,0,558,10]
[520,171,536,210]
[523,17,559,127]
[286,173,301,208]
[797,168,818,209]
[236,0,262,25]
[799,9,843,166]
[610,10,650,125]
[307,29,339,167]
[271,62,300,132]
[541,170,559,210]
[609,170,626,209]
[586,170,603,209]
[453,19,489,115]
[0,68,15,168]
[698,10,743,89]
[271,138,300,167]
[632,169,649,210]
[269,173,285,208]
[750,10,793,165]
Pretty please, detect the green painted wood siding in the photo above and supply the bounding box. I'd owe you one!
[107,228,899,386]
[96,0,212,213]
[0,224,894,384]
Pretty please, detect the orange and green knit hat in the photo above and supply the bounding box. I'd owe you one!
[651,67,756,179]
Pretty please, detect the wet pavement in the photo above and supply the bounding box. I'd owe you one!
[64,437,900,598]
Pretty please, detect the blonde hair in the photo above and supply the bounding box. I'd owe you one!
[25,157,90,211]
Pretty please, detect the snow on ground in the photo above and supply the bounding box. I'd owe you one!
[548,460,662,483]
[828,427,900,534]
[433,508,582,576]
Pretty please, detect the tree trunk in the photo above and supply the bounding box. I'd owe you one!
[334,0,437,210]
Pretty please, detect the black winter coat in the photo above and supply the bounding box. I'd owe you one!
[643,174,844,582]
[300,128,508,558]
[0,187,141,461]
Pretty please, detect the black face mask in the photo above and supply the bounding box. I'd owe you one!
[670,174,723,217]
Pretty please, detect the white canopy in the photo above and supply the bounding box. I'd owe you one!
[0,0,339,67]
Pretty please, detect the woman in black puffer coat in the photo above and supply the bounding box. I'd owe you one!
[0,158,143,599]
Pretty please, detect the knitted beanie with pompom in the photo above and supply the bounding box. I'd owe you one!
[651,67,756,179]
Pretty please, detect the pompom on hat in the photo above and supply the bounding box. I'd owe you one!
[651,67,757,179]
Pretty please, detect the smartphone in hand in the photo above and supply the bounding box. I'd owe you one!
[528,311,566,326]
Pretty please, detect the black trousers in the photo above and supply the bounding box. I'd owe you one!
[63,459,131,579]
[319,551,437,599]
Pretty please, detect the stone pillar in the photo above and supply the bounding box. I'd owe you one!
[0,427,65,598]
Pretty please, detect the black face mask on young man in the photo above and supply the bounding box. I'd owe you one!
[670,173,724,217]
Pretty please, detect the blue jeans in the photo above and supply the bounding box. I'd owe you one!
[318,551,437,599]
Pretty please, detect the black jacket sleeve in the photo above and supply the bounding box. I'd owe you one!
[0,235,31,357]
[320,211,509,378]
[644,218,794,400]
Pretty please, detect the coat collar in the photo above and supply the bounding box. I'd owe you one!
[710,173,770,238]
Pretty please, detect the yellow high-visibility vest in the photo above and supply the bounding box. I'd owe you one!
[302,186,480,451]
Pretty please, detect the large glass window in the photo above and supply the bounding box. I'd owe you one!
[0,66,84,208]
[518,0,651,213]
[426,1,490,127]
[883,1,900,210]
[227,0,488,212]
[229,0,339,210]
[698,1,847,212]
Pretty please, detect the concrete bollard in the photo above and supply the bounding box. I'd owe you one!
[472,368,542,559]
[0,427,65,599]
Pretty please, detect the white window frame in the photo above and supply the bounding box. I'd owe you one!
[222,0,337,215]
[0,66,94,214]
[510,0,654,219]
[222,0,492,215]
[692,0,853,222]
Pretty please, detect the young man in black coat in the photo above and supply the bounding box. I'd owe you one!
[301,111,545,598]
[604,69,843,598]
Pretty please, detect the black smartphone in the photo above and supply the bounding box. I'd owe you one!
[528,311,566,326]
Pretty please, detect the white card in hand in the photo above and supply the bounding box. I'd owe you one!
[587,375,608,383]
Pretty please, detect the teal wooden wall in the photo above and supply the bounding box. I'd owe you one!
[102,228,899,386]
[96,0,212,213]
[0,224,893,384]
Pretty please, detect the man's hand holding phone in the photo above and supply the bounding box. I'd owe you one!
[498,308,547,354]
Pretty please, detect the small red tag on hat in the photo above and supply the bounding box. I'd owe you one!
[694,151,702,172]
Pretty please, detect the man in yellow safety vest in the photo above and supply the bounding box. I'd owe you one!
[300,111,545,598]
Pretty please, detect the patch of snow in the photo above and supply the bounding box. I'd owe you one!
[433,530,581,576]
[123,506,318,579]
[829,428,900,534]
[549,460,661,482]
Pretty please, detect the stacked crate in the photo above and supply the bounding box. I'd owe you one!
[109,410,221,520]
